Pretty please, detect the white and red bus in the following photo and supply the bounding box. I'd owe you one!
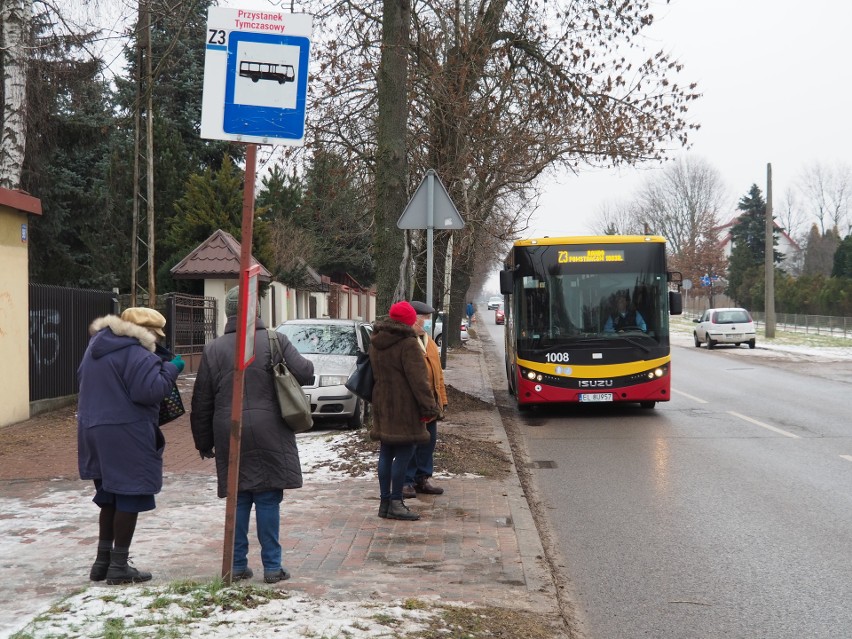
[499,235,683,410]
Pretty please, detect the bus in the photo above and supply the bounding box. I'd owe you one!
[499,235,683,410]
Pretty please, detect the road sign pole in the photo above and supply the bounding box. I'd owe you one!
[426,171,434,310]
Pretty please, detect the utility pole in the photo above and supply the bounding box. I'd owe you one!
[765,163,776,338]
[145,0,156,306]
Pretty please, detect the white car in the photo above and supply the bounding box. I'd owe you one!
[433,315,469,347]
[487,296,503,310]
[693,307,756,349]
[275,319,373,428]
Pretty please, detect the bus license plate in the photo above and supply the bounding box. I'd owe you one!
[579,393,613,402]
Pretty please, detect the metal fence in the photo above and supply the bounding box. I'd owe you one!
[162,293,218,371]
[29,284,117,402]
[750,312,852,339]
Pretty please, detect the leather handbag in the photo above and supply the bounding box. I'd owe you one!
[266,330,313,433]
[345,350,374,402]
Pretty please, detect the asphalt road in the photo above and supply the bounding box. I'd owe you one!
[479,312,852,639]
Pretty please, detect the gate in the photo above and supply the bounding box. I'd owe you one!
[162,293,217,372]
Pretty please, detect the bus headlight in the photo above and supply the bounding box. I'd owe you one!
[524,369,542,382]
[647,368,665,379]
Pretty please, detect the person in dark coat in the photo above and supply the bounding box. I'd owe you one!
[369,301,439,521]
[77,307,184,585]
[190,286,313,584]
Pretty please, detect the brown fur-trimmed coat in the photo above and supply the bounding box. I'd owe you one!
[368,320,439,445]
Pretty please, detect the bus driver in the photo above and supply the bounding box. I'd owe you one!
[604,294,646,333]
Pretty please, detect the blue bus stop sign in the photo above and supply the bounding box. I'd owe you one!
[201,9,312,146]
[223,32,310,139]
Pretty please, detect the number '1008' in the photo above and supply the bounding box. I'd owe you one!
[545,352,570,363]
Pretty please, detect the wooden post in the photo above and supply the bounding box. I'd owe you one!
[221,143,257,584]
[765,163,776,338]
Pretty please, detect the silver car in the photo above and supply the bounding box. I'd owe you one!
[275,319,373,429]
[433,315,469,347]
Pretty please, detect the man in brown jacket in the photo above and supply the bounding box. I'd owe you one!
[403,300,449,499]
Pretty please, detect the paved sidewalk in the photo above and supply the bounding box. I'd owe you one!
[0,333,560,638]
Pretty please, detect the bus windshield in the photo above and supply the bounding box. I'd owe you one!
[511,241,670,354]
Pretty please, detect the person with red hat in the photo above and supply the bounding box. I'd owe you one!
[402,300,448,499]
[368,301,439,520]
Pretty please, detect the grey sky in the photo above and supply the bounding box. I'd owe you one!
[529,0,852,238]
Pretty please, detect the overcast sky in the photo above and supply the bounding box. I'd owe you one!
[528,0,852,238]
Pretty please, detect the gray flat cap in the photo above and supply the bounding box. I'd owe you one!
[410,300,436,315]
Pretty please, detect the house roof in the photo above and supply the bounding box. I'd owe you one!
[714,213,801,251]
[0,187,42,216]
[170,229,271,280]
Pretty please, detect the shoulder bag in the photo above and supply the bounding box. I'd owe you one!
[266,330,314,433]
[345,350,374,402]
[158,382,185,426]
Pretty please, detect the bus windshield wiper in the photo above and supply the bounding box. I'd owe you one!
[616,335,652,353]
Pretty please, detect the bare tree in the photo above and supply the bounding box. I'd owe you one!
[632,156,730,255]
[591,199,644,235]
[304,0,700,340]
[798,161,852,236]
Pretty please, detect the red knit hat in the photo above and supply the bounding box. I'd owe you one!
[388,301,417,326]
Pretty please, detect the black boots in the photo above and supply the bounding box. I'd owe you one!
[387,499,420,521]
[264,568,291,584]
[105,548,152,585]
[89,541,112,581]
[378,498,390,518]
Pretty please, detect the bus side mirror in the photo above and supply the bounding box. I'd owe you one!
[669,291,683,315]
[499,269,514,295]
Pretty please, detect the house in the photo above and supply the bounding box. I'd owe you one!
[0,187,43,426]
[715,214,802,273]
[170,229,376,333]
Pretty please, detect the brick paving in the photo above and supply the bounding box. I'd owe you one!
[0,332,559,637]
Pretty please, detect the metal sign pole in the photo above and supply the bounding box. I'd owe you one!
[221,142,257,584]
[426,171,434,310]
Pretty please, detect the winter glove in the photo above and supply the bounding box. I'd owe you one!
[199,448,215,459]
[170,354,185,374]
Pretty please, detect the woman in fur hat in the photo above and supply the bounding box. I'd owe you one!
[77,307,184,585]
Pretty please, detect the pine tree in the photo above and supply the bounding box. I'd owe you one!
[726,184,781,307]
[166,155,273,271]
[832,233,852,278]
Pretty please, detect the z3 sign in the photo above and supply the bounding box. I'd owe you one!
[201,8,312,146]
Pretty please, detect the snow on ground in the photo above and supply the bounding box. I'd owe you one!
[2,431,452,639]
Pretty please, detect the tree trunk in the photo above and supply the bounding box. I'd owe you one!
[373,0,410,312]
[0,0,29,189]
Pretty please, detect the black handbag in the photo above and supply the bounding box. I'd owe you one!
[345,351,374,402]
[158,383,185,426]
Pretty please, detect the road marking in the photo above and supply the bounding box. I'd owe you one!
[840,455,852,463]
[672,388,708,404]
[727,411,800,439]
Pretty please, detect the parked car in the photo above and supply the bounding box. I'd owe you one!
[693,307,756,349]
[433,315,469,347]
[495,302,505,325]
[487,295,503,310]
[275,318,373,429]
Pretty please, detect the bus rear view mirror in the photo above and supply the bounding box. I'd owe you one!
[499,269,514,295]
[669,291,683,315]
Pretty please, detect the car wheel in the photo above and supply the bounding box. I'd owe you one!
[748,339,756,349]
[346,398,367,429]
[640,401,656,409]
[706,335,715,349]
[693,332,702,347]
[434,333,442,347]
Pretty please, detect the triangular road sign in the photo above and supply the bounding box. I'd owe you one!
[397,170,465,230]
